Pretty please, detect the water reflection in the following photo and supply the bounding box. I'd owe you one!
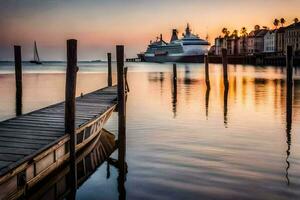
[172,65,178,118]
[224,86,229,127]
[285,81,293,185]
[21,129,116,200]
[205,88,210,120]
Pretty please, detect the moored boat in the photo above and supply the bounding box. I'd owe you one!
[139,24,210,63]
[30,41,42,64]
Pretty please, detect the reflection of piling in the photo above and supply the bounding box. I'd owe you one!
[65,39,78,196]
[205,88,210,119]
[173,64,177,81]
[172,64,177,118]
[222,48,229,88]
[204,55,210,89]
[285,46,293,186]
[286,46,293,87]
[116,45,126,175]
[224,86,229,127]
[107,53,112,86]
[14,46,22,116]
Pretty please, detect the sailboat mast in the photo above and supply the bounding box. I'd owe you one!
[34,41,40,62]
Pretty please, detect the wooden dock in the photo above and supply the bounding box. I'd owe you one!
[0,40,130,200]
[0,86,118,199]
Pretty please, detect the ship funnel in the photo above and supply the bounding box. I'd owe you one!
[170,29,178,42]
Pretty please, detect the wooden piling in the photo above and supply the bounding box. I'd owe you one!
[116,45,126,173]
[14,45,22,116]
[222,48,229,88]
[204,55,210,89]
[107,53,112,87]
[65,39,78,195]
[286,46,293,86]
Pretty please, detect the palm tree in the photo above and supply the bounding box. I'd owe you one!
[273,19,279,29]
[222,28,230,37]
[240,27,248,55]
[240,27,248,36]
[280,18,286,27]
[294,18,299,24]
[232,30,238,37]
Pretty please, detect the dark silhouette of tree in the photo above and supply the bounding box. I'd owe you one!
[254,25,260,31]
[240,27,248,55]
[280,18,286,27]
[240,27,248,36]
[231,30,238,37]
[273,19,279,29]
[222,28,230,38]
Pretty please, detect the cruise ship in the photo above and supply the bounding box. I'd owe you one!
[139,24,210,63]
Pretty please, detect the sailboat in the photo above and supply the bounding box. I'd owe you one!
[30,41,42,64]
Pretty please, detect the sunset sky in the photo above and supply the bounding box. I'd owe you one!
[0,0,299,61]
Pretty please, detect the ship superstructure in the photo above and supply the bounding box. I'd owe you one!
[139,24,210,63]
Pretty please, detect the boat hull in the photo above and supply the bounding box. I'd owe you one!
[142,54,204,63]
[30,61,42,65]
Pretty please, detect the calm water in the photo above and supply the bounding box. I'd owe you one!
[1,62,300,199]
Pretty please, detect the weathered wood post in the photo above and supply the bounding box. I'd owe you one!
[116,45,126,174]
[14,45,22,116]
[65,39,78,196]
[107,53,112,87]
[222,48,229,88]
[286,46,293,87]
[204,54,210,89]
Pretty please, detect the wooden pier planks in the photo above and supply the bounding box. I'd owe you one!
[0,85,117,177]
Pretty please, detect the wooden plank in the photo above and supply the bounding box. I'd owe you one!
[0,147,36,156]
[0,154,23,162]
[0,141,44,150]
[0,136,51,145]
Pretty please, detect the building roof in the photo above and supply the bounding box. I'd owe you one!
[276,26,286,33]
[255,29,268,37]
[285,22,300,30]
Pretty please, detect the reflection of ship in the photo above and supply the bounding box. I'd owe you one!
[139,24,210,63]
[30,41,42,64]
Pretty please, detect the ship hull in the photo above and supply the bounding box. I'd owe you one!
[142,54,204,63]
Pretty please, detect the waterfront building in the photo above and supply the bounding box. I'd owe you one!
[264,30,277,53]
[247,31,256,55]
[285,22,300,55]
[215,37,226,55]
[208,45,216,55]
[238,36,248,55]
[227,36,239,55]
[276,27,286,55]
[254,29,268,53]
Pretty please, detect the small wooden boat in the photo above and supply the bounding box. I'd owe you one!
[30,41,42,64]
